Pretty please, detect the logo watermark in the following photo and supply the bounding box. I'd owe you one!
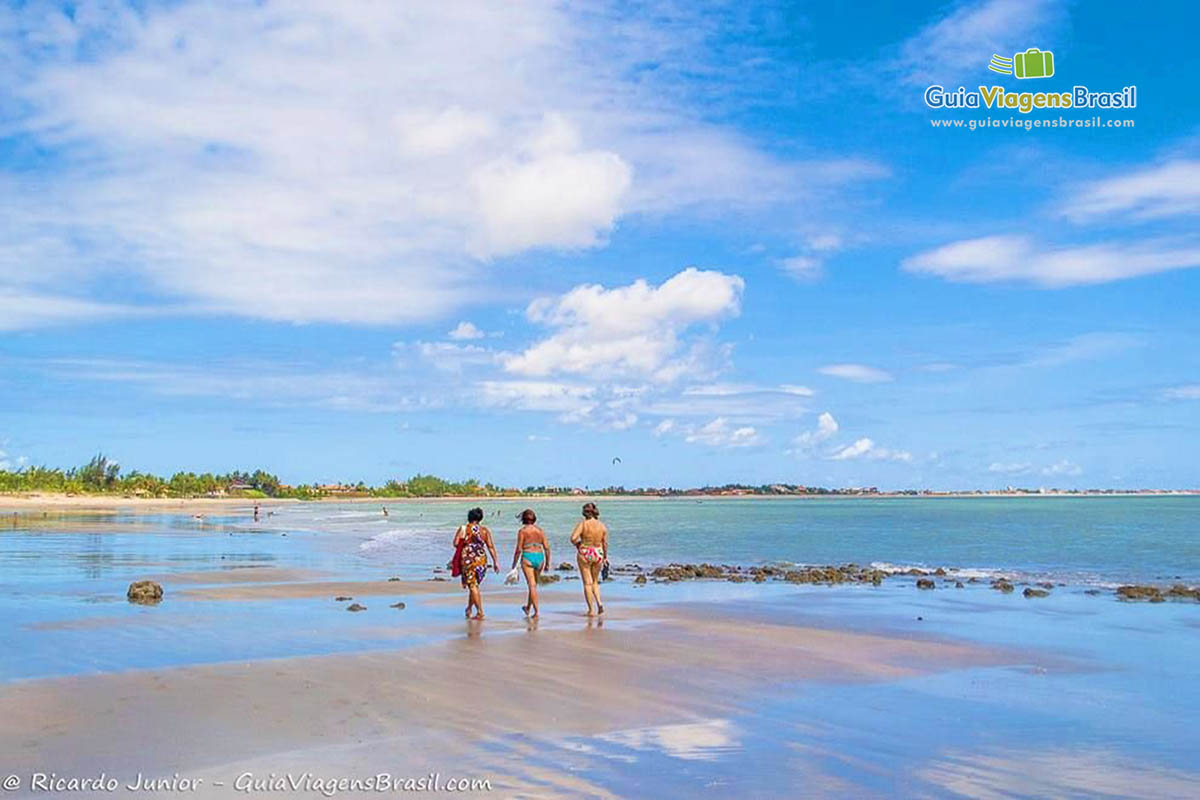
[988,48,1055,79]
[926,47,1136,120]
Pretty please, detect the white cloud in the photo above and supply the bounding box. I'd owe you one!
[0,1,883,329]
[779,384,816,397]
[0,289,136,331]
[37,357,425,413]
[684,417,762,449]
[792,412,839,450]
[409,341,498,374]
[779,255,823,282]
[447,322,486,340]
[1163,385,1200,400]
[1061,160,1200,222]
[807,233,842,252]
[504,268,744,382]
[476,380,595,415]
[778,231,843,283]
[818,364,894,383]
[653,419,676,436]
[471,115,632,257]
[903,235,1200,287]
[829,437,912,462]
[1042,459,1083,477]
[988,461,1032,475]
[892,0,1065,86]
[1019,332,1140,369]
[683,382,813,398]
[830,438,874,460]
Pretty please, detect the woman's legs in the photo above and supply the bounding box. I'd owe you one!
[577,554,596,615]
[522,562,539,616]
[589,561,604,614]
[468,584,484,619]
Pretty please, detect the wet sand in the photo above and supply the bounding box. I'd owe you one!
[1,596,1017,797]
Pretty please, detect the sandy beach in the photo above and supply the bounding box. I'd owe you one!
[3,575,1020,798]
[2,497,1197,798]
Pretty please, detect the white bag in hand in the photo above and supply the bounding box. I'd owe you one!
[504,567,521,585]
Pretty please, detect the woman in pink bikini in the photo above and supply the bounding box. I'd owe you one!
[570,502,609,617]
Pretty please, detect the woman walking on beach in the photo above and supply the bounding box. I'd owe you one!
[511,508,550,618]
[570,502,608,617]
[452,507,499,620]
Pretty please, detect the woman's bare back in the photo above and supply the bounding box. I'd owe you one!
[573,518,607,547]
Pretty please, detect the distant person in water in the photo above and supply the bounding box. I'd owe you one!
[511,508,550,618]
[381,506,388,517]
[253,503,260,522]
[451,507,498,620]
[570,502,609,616]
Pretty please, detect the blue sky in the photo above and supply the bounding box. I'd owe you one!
[1,0,1197,489]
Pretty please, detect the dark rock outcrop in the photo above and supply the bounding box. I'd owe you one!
[127,580,164,605]
[916,578,935,590]
[1023,587,1049,598]
[346,603,367,612]
[1116,585,1164,602]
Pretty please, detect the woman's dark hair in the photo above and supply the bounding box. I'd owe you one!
[467,507,484,523]
[582,502,599,519]
[520,508,537,525]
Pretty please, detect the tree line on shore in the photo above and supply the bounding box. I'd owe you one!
[0,453,884,499]
[0,454,509,499]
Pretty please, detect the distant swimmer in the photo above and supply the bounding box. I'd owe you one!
[253,503,260,522]
[382,506,389,517]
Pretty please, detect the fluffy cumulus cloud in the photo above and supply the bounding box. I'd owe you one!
[447,322,486,341]
[818,364,894,383]
[902,235,1200,287]
[792,412,839,450]
[683,418,762,449]
[0,0,883,329]
[504,268,744,382]
[829,437,912,463]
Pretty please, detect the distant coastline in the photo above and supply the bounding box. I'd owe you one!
[1,489,1197,513]
[1,453,1195,506]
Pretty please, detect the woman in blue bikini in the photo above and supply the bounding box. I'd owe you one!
[512,509,550,618]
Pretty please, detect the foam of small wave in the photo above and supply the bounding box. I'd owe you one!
[359,529,410,551]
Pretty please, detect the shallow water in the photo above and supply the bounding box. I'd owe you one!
[1,497,1198,682]
[2,501,1198,797]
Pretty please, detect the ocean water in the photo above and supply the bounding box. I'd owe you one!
[2,498,1199,798]
[0,496,1197,682]
[319,495,1200,585]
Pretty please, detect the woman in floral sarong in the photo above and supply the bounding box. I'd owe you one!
[452,507,498,620]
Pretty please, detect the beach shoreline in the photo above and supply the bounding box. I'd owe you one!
[2,490,1196,514]
[0,585,1029,797]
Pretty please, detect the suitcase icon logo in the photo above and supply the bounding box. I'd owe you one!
[988,48,1055,79]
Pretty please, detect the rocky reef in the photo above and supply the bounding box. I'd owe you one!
[601,562,1199,604]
